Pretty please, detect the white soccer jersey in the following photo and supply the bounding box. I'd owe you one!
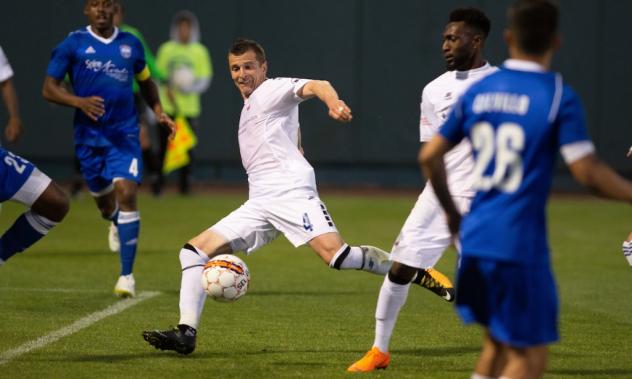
[419,62,497,196]
[238,77,316,199]
[0,46,14,83]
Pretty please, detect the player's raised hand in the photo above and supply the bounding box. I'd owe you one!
[4,116,22,143]
[328,100,352,123]
[78,96,105,121]
[157,112,177,140]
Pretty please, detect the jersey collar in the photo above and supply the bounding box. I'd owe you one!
[86,26,119,44]
[503,59,546,72]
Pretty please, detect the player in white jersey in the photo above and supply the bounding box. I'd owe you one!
[349,8,496,372]
[144,38,428,354]
[0,46,22,143]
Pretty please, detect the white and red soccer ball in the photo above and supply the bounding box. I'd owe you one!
[201,254,250,302]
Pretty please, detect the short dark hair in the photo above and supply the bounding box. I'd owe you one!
[508,0,559,55]
[229,38,266,64]
[449,8,491,39]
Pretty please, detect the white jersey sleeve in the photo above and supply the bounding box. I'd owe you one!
[0,46,14,83]
[256,78,311,114]
[419,87,441,142]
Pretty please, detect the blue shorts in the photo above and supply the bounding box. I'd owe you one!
[455,256,559,348]
[0,148,36,202]
[76,138,142,195]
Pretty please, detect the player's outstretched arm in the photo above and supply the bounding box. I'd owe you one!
[298,80,352,123]
[419,135,461,235]
[42,76,104,122]
[0,77,22,142]
[138,78,176,140]
[568,154,632,203]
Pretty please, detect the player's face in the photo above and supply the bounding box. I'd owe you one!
[84,0,115,31]
[228,51,267,99]
[442,21,479,71]
[177,20,192,44]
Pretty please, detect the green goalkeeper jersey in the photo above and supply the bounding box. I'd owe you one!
[156,41,212,117]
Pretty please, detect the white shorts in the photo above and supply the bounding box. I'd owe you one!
[11,168,52,207]
[210,194,339,254]
[391,187,471,269]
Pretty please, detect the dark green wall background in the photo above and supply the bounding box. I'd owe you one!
[0,0,629,188]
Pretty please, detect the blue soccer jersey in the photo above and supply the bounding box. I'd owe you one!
[46,26,149,146]
[440,59,592,265]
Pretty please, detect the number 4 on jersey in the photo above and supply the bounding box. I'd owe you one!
[129,158,139,177]
[471,122,525,193]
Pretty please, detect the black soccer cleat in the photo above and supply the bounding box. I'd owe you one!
[414,268,455,302]
[142,324,197,355]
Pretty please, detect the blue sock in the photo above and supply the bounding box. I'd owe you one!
[0,211,57,262]
[117,211,140,275]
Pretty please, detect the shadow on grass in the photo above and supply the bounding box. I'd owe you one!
[43,344,479,363]
[548,368,632,377]
[248,290,366,297]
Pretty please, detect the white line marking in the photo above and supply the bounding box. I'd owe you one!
[0,287,108,294]
[0,291,161,366]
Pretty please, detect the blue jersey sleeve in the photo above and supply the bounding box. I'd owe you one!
[46,34,75,80]
[439,96,467,144]
[132,37,146,75]
[555,85,591,147]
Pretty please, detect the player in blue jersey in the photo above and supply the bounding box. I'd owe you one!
[420,0,632,378]
[42,0,175,297]
[0,47,69,266]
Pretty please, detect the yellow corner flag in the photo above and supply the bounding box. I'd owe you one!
[163,115,197,174]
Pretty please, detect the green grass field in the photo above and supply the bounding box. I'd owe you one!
[0,190,630,378]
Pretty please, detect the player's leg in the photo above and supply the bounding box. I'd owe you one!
[500,344,547,379]
[273,196,390,275]
[76,144,121,252]
[472,332,508,378]
[110,178,140,297]
[144,199,275,354]
[0,160,69,265]
[347,261,415,372]
[153,116,171,196]
[622,231,632,266]
[143,229,231,355]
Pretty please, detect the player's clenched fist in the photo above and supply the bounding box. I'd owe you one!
[328,100,352,123]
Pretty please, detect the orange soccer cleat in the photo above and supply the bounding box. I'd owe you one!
[347,347,391,372]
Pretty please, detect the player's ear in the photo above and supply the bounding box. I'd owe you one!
[504,29,513,47]
[262,61,268,75]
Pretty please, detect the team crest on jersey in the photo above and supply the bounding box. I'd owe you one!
[119,44,132,59]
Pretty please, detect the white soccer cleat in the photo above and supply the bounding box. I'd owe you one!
[114,274,136,298]
[108,223,120,252]
[360,245,392,275]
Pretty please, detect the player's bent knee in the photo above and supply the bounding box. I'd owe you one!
[32,182,70,222]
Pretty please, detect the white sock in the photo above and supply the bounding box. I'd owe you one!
[178,244,209,330]
[373,275,411,353]
[329,244,364,270]
[623,240,632,266]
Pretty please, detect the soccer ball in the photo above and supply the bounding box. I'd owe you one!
[201,254,250,302]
